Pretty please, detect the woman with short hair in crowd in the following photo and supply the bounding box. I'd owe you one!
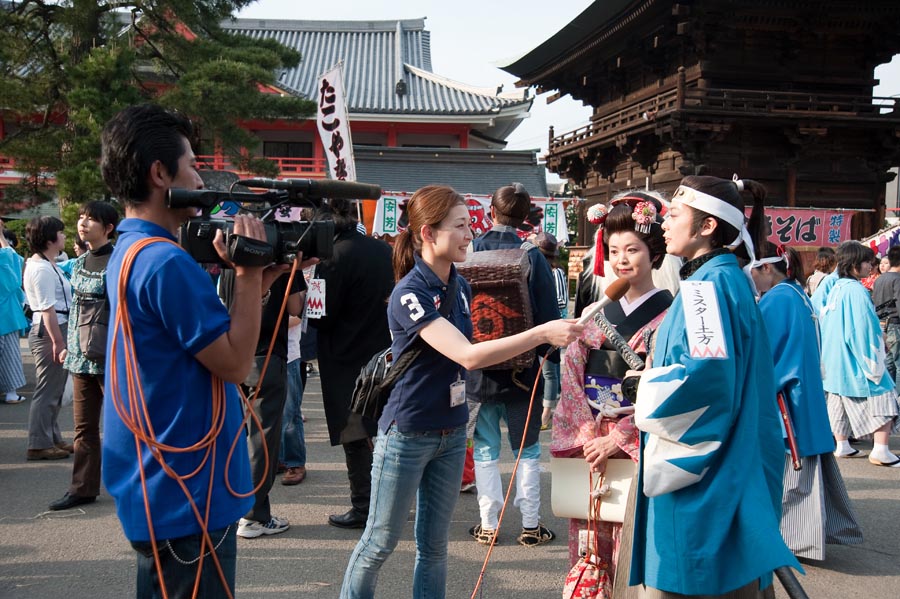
[805,246,836,296]
[22,216,73,460]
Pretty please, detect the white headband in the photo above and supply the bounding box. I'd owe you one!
[749,255,785,269]
[672,185,756,264]
[750,247,790,271]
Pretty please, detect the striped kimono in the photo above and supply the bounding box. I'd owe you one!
[759,279,862,560]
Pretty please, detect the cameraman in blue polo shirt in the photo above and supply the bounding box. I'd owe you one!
[100,104,297,599]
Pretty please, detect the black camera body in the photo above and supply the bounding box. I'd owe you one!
[168,177,382,267]
[180,218,334,265]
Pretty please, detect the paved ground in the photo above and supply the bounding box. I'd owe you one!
[1,338,898,598]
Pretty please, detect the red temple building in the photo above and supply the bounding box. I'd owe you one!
[221,18,543,192]
[1,17,549,217]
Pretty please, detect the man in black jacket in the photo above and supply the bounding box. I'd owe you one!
[310,200,393,528]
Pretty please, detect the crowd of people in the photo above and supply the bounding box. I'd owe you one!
[0,102,897,599]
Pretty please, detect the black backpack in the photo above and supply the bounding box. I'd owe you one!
[350,277,458,422]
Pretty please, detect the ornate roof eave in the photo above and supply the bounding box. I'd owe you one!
[501,0,653,88]
[286,90,530,121]
[403,64,528,102]
[348,110,527,127]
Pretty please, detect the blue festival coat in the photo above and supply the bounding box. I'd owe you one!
[809,270,838,317]
[758,280,834,457]
[820,277,895,398]
[0,248,27,336]
[629,252,800,595]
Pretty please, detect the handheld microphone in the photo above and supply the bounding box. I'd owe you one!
[576,278,630,325]
[238,178,382,200]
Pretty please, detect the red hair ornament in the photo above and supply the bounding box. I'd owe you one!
[587,204,608,277]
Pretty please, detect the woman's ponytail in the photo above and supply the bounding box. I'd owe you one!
[744,178,769,257]
[783,246,804,284]
[392,229,416,283]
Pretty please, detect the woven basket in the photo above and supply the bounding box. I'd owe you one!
[458,248,534,370]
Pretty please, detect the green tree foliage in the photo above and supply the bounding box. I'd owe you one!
[0,0,315,210]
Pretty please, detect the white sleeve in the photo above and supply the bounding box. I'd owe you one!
[25,262,59,311]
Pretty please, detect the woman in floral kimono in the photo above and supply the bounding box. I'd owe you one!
[552,192,672,578]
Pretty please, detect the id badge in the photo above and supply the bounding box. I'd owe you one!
[450,378,466,408]
[306,278,325,319]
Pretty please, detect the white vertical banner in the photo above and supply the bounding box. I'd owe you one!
[317,61,356,182]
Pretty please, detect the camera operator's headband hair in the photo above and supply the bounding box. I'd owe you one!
[586,194,666,277]
[672,182,756,264]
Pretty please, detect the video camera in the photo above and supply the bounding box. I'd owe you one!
[169,177,382,267]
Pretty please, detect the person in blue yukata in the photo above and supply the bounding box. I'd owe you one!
[100,104,306,599]
[628,175,801,598]
[819,241,900,467]
[749,238,862,560]
[340,185,582,599]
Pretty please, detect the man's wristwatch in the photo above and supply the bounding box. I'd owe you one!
[261,289,272,306]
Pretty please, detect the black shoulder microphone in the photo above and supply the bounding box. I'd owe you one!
[238,178,382,200]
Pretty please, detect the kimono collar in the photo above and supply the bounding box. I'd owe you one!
[679,248,731,280]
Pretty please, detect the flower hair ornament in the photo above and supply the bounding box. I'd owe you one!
[611,195,664,233]
[587,204,608,276]
[631,201,657,234]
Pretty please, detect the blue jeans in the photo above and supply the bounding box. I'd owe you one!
[340,424,466,599]
[541,358,560,409]
[885,323,900,388]
[131,525,237,599]
[279,360,306,468]
[472,402,541,461]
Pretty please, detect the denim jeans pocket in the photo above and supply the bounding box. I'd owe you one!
[389,427,428,439]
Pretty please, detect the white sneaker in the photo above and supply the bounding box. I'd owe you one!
[237,515,290,538]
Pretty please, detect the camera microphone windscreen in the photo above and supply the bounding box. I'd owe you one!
[238,178,382,200]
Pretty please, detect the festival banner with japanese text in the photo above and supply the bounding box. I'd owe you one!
[372,193,569,243]
[742,207,854,247]
[862,223,900,257]
[317,62,356,182]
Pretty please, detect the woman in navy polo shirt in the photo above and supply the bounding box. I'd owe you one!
[340,185,582,599]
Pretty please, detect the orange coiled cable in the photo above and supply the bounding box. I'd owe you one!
[470,350,551,599]
[108,237,299,599]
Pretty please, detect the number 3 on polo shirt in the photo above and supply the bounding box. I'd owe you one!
[400,293,425,321]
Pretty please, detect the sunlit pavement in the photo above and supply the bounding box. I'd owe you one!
[0,339,897,598]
